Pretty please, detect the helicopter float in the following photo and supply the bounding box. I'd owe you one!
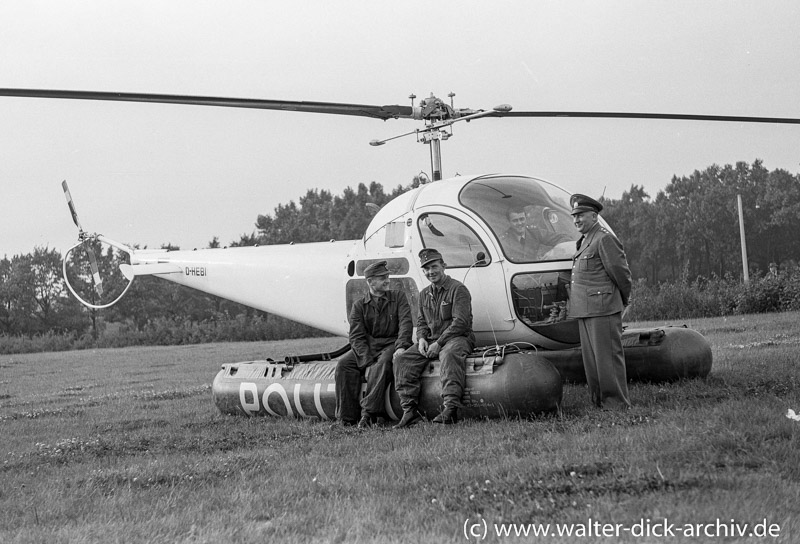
[5,87,794,421]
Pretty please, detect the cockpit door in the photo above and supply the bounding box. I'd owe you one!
[414,209,515,333]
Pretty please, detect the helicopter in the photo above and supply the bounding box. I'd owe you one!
[3,87,796,420]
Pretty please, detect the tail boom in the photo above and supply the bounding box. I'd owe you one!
[129,241,359,336]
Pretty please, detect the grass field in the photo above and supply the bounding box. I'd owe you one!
[2,313,799,543]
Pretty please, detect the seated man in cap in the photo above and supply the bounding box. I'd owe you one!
[335,260,413,427]
[393,248,476,428]
[569,194,633,410]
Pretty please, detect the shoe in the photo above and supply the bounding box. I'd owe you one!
[334,419,357,427]
[432,405,459,424]
[393,409,423,429]
[357,414,376,428]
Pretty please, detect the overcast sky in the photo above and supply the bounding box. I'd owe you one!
[1,0,799,257]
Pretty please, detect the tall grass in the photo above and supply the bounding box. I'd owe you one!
[2,314,799,543]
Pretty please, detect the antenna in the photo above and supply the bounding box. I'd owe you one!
[461,252,501,349]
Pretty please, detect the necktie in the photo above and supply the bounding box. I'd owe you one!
[576,236,584,250]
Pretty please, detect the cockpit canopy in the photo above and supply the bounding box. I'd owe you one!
[459,175,581,263]
[363,174,590,268]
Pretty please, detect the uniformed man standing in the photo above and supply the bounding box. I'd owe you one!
[568,194,633,410]
[335,260,413,427]
[393,248,475,428]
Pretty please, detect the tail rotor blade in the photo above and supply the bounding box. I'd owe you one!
[63,181,103,296]
[62,180,83,231]
[86,246,104,296]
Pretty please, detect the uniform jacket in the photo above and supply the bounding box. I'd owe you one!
[349,289,413,369]
[417,275,476,347]
[568,221,632,318]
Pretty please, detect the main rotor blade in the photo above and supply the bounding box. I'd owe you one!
[492,110,800,125]
[7,87,796,124]
[0,88,413,121]
[61,180,82,230]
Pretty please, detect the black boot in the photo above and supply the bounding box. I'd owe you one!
[432,405,459,424]
[357,413,376,428]
[393,408,423,429]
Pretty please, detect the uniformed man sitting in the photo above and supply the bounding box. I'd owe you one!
[393,248,476,428]
[335,260,413,427]
[569,194,633,410]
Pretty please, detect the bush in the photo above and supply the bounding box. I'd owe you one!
[0,330,78,354]
[736,277,783,314]
[627,267,798,321]
[0,313,327,354]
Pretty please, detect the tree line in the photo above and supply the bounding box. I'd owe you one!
[600,160,799,282]
[1,163,799,352]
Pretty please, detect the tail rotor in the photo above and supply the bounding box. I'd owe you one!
[61,181,137,309]
[62,180,103,296]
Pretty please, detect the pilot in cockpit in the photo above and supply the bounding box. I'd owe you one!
[499,205,572,262]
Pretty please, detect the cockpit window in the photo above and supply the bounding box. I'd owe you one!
[459,176,580,263]
[511,271,571,326]
[417,213,489,268]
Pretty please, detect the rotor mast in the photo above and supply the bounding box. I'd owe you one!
[414,93,454,181]
[429,136,443,181]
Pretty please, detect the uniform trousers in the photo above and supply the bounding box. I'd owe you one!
[577,312,631,409]
[394,336,472,411]
[334,346,394,423]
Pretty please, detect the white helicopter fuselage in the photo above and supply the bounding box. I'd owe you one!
[128,174,587,349]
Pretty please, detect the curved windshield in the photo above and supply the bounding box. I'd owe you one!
[417,213,489,268]
[459,175,580,263]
